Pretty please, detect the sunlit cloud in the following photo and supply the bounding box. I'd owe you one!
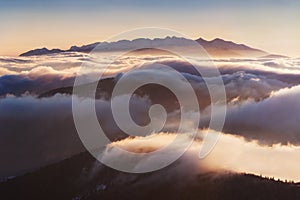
[103,130,300,182]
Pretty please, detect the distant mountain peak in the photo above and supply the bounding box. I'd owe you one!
[211,38,224,42]
[195,37,206,43]
[19,47,64,56]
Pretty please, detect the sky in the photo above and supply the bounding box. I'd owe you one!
[0,0,300,57]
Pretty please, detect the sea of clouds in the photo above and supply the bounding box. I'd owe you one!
[0,52,300,181]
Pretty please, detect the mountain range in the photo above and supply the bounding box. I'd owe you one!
[20,36,280,58]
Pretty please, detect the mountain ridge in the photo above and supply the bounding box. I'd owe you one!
[19,36,272,58]
[1,150,300,200]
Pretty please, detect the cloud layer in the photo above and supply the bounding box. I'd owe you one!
[94,131,300,182]
[1,53,300,181]
[222,85,300,145]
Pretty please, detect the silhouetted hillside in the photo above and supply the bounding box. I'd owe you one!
[1,150,300,200]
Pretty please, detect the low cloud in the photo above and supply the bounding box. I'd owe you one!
[0,94,152,178]
[0,74,74,96]
[91,131,300,182]
[222,85,300,145]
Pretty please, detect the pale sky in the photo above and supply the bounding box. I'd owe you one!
[0,0,299,57]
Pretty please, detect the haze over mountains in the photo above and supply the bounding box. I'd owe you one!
[20,36,281,58]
